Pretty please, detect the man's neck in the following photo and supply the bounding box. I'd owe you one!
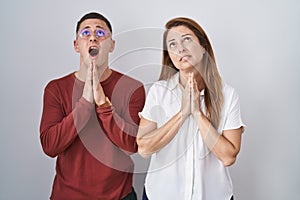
[75,65,112,82]
[99,67,112,82]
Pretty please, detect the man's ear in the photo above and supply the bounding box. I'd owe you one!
[109,39,115,53]
[74,40,79,52]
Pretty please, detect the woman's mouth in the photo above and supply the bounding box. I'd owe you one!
[179,55,191,61]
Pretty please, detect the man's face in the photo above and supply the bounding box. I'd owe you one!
[74,18,115,67]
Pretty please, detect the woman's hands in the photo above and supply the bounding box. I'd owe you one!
[190,73,203,118]
[180,74,191,120]
[180,73,203,121]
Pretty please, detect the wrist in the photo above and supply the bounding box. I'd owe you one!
[179,110,189,122]
[96,97,112,107]
[192,110,203,121]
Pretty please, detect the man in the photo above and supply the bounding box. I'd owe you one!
[40,12,145,200]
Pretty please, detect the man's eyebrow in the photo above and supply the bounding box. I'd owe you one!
[81,26,90,30]
[80,25,106,30]
[96,25,105,29]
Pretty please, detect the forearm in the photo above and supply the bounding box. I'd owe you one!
[40,97,93,157]
[96,105,139,153]
[193,111,239,166]
[137,111,185,157]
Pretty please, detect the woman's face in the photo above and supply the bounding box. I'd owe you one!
[166,25,205,72]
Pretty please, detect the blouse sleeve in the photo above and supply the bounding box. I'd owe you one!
[139,84,159,123]
[223,88,246,132]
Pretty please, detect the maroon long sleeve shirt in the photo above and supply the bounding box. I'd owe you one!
[40,70,145,200]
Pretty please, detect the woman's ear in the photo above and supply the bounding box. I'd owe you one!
[74,40,79,52]
[201,45,206,55]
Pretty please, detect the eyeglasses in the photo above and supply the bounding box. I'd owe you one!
[78,28,109,39]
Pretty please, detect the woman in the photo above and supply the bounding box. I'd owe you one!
[137,17,246,200]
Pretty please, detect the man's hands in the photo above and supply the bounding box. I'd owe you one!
[180,73,203,121]
[82,62,94,103]
[82,60,106,106]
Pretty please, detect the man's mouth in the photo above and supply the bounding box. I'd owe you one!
[89,46,99,57]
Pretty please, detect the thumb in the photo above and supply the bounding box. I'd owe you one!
[86,62,93,82]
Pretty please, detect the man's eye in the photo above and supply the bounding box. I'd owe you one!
[81,30,90,37]
[96,29,106,37]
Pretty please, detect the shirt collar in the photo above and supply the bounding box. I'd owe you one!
[168,72,205,96]
[167,72,180,90]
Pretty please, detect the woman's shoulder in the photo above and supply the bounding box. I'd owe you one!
[150,74,179,91]
[147,80,175,96]
[222,82,241,105]
[222,83,237,96]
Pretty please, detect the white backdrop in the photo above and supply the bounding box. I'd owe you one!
[0,0,299,199]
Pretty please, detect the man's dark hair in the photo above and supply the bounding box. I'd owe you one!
[76,12,112,34]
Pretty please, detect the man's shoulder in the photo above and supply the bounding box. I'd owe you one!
[109,70,145,100]
[45,72,75,90]
[111,70,143,86]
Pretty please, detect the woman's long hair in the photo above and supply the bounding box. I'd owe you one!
[159,17,224,129]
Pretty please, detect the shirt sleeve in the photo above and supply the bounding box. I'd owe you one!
[39,81,94,157]
[139,84,160,123]
[96,85,145,154]
[223,88,246,131]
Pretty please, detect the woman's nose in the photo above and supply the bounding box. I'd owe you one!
[177,43,186,54]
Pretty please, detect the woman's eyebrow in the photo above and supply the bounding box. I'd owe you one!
[167,38,175,43]
[182,34,191,37]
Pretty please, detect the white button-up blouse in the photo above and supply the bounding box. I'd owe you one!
[140,73,246,200]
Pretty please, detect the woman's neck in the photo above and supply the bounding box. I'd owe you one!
[179,70,205,91]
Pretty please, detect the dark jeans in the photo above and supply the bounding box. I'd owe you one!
[121,187,137,200]
[142,188,148,200]
[142,188,234,200]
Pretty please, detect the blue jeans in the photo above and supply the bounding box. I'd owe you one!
[142,188,234,200]
[142,188,149,200]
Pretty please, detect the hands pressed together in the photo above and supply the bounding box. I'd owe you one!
[82,60,107,106]
[181,73,203,121]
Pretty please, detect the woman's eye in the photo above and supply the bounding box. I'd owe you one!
[169,42,176,49]
[183,37,192,42]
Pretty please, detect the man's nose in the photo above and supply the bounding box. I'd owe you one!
[89,33,97,42]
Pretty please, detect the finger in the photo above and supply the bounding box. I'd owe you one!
[92,61,95,85]
[86,62,93,83]
[191,73,193,90]
[92,66,100,90]
[189,73,193,94]
[193,79,197,91]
